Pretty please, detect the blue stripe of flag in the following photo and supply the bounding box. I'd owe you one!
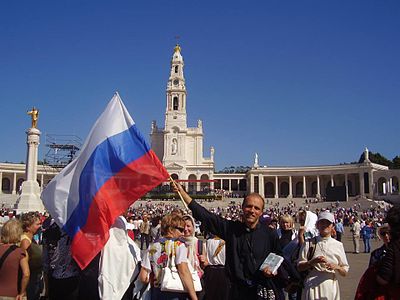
[63,124,150,237]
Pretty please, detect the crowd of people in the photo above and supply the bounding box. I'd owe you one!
[0,188,399,300]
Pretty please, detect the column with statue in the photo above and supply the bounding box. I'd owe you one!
[15,107,45,212]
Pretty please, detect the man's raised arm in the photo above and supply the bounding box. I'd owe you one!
[172,180,228,240]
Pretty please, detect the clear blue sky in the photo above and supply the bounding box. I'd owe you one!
[1,1,399,170]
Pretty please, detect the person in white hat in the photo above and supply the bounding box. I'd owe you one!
[297,211,349,300]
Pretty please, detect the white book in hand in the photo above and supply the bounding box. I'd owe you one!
[259,252,284,274]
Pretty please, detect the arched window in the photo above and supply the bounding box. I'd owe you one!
[311,181,317,196]
[280,182,289,197]
[391,176,399,194]
[17,178,25,192]
[200,174,210,191]
[265,182,274,197]
[175,66,178,73]
[2,178,11,192]
[377,177,387,195]
[295,182,303,197]
[173,97,179,110]
[188,174,197,193]
[239,179,247,191]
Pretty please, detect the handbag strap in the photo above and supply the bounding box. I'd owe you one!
[0,245,18,270]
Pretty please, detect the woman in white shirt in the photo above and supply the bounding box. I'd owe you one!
[140,214,197,300]
[297,211,349,300]
[199,235,229,300]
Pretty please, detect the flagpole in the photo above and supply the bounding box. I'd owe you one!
[169,176,188,210]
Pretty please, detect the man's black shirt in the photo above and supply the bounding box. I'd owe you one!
[188,200,281,290]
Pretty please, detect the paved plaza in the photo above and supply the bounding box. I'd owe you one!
[338,233,378,299]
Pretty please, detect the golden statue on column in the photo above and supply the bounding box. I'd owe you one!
[27,107,39,128]
[15,106,44,212]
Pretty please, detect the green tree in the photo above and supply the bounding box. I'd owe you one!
[392,156,400,169]
[358,152,391,166]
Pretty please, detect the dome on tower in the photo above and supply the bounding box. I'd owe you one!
[172,44,183,63]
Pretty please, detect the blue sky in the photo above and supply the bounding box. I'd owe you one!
[1,1,399,170]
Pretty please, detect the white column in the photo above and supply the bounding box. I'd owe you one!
[288,176,293,198]
[237,179,240,192]
[0,172,2,194]
[389,178,393,194]
[360,173,365,197]
[345,173,349,201]
[330,175,334,187]
[302,176,307,197]
[274,176,279,198]
[12,173,17,194]
[316,176,321,198]
[196,174,200,192]
[228,179,232,192]
[368,171,374,198]
[386,179,390,195]
[250,174,255,193]
[259,174,264,197]
[40,174,44,192]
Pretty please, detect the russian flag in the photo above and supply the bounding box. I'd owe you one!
[41,92,169,269]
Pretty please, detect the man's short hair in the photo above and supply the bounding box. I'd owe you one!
[242,193,265,210]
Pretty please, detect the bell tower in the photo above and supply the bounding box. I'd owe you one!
[150,44,215,189]
[165,44,187,130]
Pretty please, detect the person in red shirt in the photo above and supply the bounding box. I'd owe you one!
[0,219,30,300]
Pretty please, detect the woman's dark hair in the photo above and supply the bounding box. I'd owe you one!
[386,205,400,240]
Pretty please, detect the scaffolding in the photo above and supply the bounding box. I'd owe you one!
[44,134,82,168]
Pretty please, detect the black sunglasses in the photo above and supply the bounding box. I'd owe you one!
[174,226,185,233]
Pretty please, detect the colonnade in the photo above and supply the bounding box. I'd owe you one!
[0,171,50,194]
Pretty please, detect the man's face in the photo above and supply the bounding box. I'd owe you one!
[298,212,306,226]
[317,219,333,237]
[242,195,264,229]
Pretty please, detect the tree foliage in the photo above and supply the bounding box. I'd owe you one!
[358,151,400,169]
[216,165,251,173]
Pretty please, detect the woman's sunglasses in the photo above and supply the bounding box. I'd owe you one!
[174,226,185,233]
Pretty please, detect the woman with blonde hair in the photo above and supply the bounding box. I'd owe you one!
[20,212,42,300]
[277,214,297,249]
[140,214,198,300]
[0,219,30,300]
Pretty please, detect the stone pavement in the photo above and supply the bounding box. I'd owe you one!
[338,232,380,299]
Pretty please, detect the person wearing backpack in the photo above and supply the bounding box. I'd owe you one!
[297,211,349,300]
[0,219,30,300]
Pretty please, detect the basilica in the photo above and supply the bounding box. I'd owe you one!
[0,45,399,206]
